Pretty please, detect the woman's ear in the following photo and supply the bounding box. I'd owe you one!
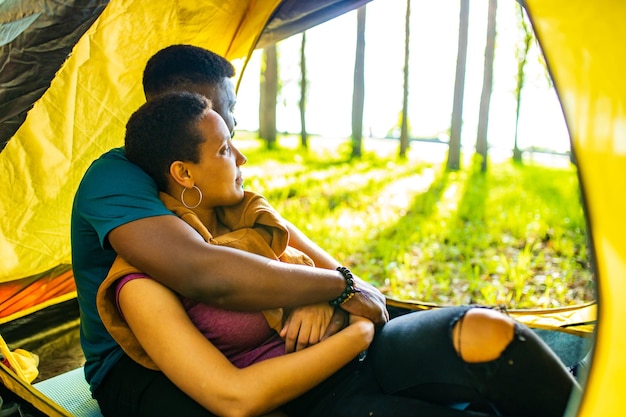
[169,161,194,188]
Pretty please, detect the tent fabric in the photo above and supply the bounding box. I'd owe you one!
[524,0,626,415]
[0,361,72,417]
[0,0,625,415]
[257,0,370,49]
[0,266,75,325]
[0,0,109,150]
[386,298,596,336]
[0,0,280,284]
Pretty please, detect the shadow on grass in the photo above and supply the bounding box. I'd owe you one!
[357,166,451,284]
[447,160,489,251]
[267,160,430,216]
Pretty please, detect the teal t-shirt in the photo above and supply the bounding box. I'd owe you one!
[70,147,173,393]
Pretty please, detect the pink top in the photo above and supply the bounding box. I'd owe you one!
[116,274,285,368]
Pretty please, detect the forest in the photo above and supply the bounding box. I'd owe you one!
[232,0,593,309]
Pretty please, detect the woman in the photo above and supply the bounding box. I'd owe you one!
[97,91,581,417]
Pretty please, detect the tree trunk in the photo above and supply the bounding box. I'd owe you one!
[399,0,411,158]
[513,3,531,164]
[351,6,366,159]
[259,44,278,149]
[299,32,308,150]
[475,0,497,172]
[447,0,469,171]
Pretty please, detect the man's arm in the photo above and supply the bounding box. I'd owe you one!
[109,215,389,324]
[110,215,336,309]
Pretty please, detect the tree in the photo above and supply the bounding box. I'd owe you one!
[475,0,498,172]
[351,6,366,159]
[447,0,469,171]
[512,3,532,163]
[299,32,308,150]
[399,0,411,158]
[259,44,278,149]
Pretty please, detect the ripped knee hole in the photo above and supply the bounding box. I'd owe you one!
[452,308,515,363]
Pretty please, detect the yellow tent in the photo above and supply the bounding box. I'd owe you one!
[0,0,623,415]
[525,1,626,415]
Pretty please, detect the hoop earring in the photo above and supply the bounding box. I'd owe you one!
[181,185,202,209]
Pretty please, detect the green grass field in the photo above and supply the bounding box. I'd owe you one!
[237,133,594,309]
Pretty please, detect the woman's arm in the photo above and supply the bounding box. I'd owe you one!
[284,220,340,270]
[119,278,374,417]
[281,220,348,351]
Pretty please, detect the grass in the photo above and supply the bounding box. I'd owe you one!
[236,133,594,309]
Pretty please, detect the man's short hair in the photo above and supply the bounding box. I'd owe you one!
[142,44,235,98]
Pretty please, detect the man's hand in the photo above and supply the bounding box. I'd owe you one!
[340,277,389,326]
[280,303,334,353]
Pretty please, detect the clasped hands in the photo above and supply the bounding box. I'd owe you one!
[281,276,389,353]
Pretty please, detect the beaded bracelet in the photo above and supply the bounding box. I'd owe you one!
[329,266,357,306]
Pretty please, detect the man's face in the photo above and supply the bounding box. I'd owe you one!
[189,78,237,137]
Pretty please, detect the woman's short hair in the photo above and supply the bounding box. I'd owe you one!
[125,91,211,191]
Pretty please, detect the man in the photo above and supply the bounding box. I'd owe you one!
[71,44,387,414]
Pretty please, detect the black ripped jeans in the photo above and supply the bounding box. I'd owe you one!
[283,306,580,417]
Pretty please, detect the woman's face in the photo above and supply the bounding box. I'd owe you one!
[187,109,247,208]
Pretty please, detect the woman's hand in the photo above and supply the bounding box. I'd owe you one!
[280,303,334,352]
[279,275,387,353]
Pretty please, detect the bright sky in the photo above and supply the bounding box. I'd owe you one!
[236,0,571,153]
